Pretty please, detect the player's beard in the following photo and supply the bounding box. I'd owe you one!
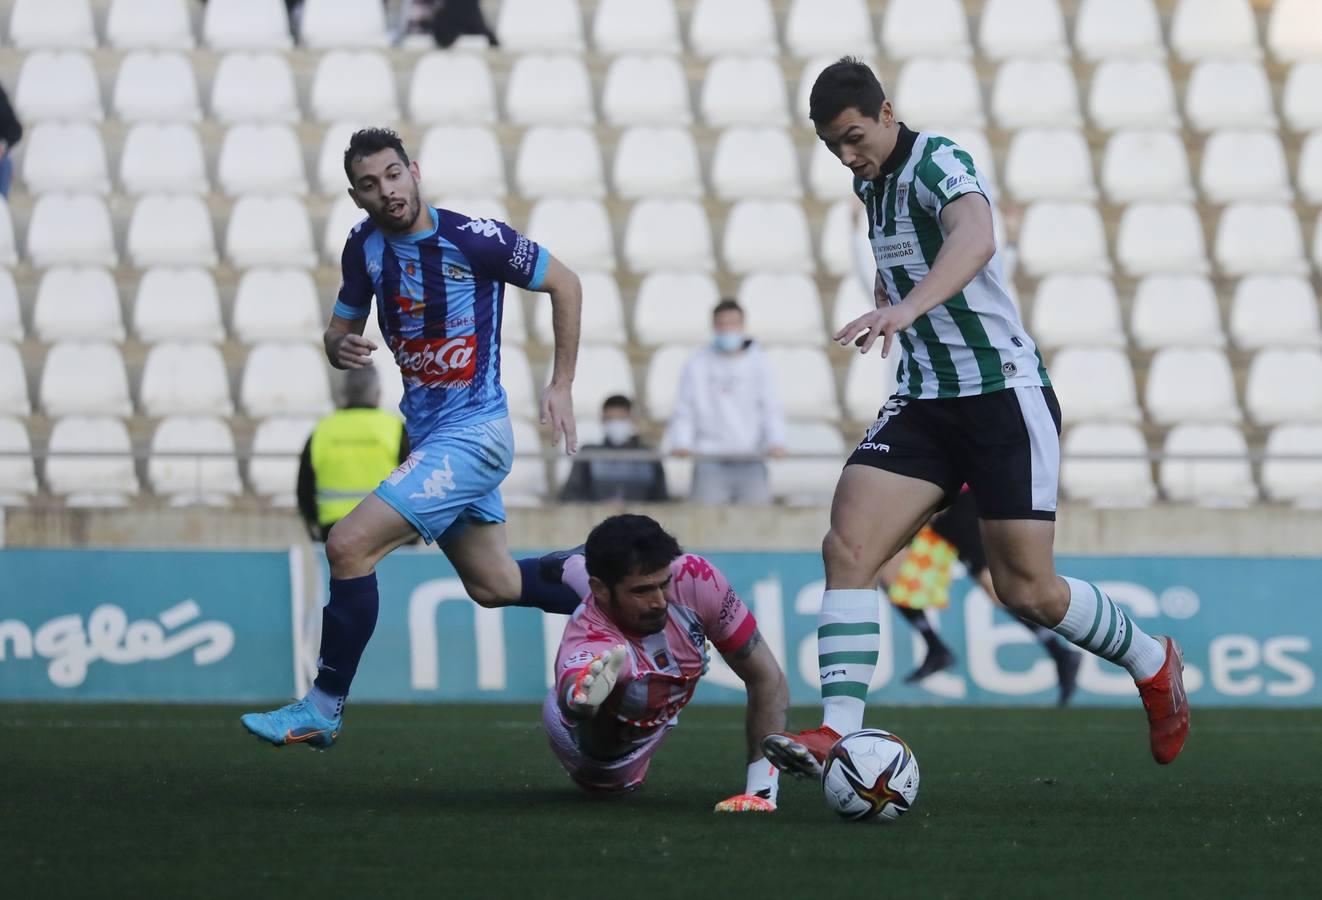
[376,187,422,234]
[610,594,668,635]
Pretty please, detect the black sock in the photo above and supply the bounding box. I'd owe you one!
[314,573,380,697]
[514,556,582,615]
[897,605,948,655]
[1024,620,1067,655]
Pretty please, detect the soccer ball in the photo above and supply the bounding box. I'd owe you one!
[821,729,920,822]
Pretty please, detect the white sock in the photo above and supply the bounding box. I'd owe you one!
[818,588,880,735]
[745,758,780,804]
[1053,576,1165,681]
[305,684,344,720]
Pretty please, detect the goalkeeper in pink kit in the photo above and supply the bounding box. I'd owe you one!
[543,514,789,811]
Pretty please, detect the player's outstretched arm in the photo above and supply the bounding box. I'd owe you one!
[713,629,789,813]
[324,314,377,370]
[537,255,582,455]
[562,644,627,719]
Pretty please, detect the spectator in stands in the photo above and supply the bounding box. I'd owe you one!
[560,395,668,503]
[296,367,410,542]
[0,82,22,199]
[430,0,499,47]
[668,299,787,505]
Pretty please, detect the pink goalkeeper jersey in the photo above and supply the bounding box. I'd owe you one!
[554,554,756,758]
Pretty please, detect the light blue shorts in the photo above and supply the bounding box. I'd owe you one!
[374,416,514,546]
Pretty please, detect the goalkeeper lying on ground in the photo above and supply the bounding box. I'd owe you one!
[541,514,789,812]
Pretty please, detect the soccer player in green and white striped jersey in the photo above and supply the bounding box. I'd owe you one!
[762,58,1189,774]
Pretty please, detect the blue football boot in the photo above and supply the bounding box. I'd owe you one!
[240,698,340,750]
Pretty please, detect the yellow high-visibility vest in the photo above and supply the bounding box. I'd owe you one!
[309,408,404,527]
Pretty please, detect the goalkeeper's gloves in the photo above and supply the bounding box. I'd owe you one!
[565,645,627,716]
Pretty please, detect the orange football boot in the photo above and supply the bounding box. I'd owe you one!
[1136,637,1190,765]
[761,726,842,778]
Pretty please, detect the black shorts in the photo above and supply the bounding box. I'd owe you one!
[929,490,986,577]
[847,386,1063,521]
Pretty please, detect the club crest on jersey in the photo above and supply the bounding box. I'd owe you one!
[458,218,506,244]
[444,263,473,282]
[652,648,671,669]
[895,183,908,209]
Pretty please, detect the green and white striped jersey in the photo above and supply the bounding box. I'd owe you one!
[856,125,1051,399]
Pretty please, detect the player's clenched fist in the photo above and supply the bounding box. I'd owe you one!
[565,645,627,715]
[331,332,378,369]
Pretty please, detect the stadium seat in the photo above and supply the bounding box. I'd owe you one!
[232,268,321,344]
[881,0,972,59]
[317,121,368,195]
[992,60,1081,129]
[633,273,720,346]
[1160,424,1257,507]
[1283,62,1322,132]
[1030,275,1124,349]
[0,342,31,415]
[844,352,899,422]
[1101,130,1193,202]
[0,417,37,503]
[1262,425,1322,506]
[832,275,871,334]
[526,199,615,271]
[895,59,984,127]
[1060,423,1156,507]
[1131,275,1224,349]
[723,201,814,274]
[702,57,790,126]
[112,52,201,122]
[241,343,332,417]
[711,127,802,201]
[1215,203,1308,275]
[1004,129,1095,202]
[1073,0,1163,60]
[217,124,306,196]
[415,126,506,198]
[1315,211,1322,273]
[1049,347,1140,421]
[139,341,234,417]
[0,272,21,340]
[1088,60,1179,129]
[1145,348,1240,424]
[623,199,715,272]
[1230,275,1321,349]
[211,53,300,123]
[819,200,867,279]
[612,127,702,199]
[550,345,635,419]
[148,416,242,505]
[310,52,398,123]
[34,267,123,343]
[808,141,856,201]
[979,0,1068,60]
[28,194,116,267]
[133,268,224,343]
[203,0,291,49]
[1245,349,1322,425]
[1299,131,1322,203]
[769,422,846,505]
[9,0,95,49]
[248,416,317,505]
[785,0,875,58]
[119,123,207,194]
[1171,0,1260,61]
[15,51,103,121]
[22,121,110,194]
[497,0,583,52]
[321,196,366,263]
[532,272,625,345]
[1018,203,1110,275]
[764,347,840,418]
[227,196,317,269]
[601,54,692,126]
[1267,0,1322,62]
[505,55,594,125]
[107,0,193,49]
[40,341,132,417]
[738,273,826,344]
[1116,202,1209,275]
[499,345,537,420]
[592,0,679,54]
[1186,61,1276,131]
[1200,131,1292,202]
[126,194,217,267]
[299,0,388,48]
[515,127,605,199]
[0,203,16,266]
[688,0,777,57]
[644,344,693,420]
[506,418,549,508]
[45,416,139,505]
[409,53,495,125]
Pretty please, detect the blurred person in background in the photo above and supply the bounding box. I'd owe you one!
[0,81,22,199]
[560,394,668,503]
[430,0,499,47]
[667,299,786,505]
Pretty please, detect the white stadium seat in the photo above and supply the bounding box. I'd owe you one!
[241,343,332,417]
[1030,275,1124,349]
[1160,425,1257,506]
[506,55,595,125]
[633,273,719,346]
[45,416,139,505]
[9,0,95,49]
[723,201,813,274]
[127,194,217,267]
[310,52,398,123]
[498,287,527,346]
[28,194,116,267]
[0,417,37,503]
[531,272,625,345]
[551,345,635,419]
[979,0,1068,60]
[133,268,224,343]
[1187,61,1276,131]
[1116,203,1209,276]
[711,127,802,201]
[1215,203,1308,275]
[1018,203,1110,275]
[809,141,856,200]
[1074,0,1163,61]
[148,416,242,505]
[120,123,207,194]
[1061,423,1156,508]
[1245,349,1322,425]
[409,53,495,125]
[1171,0,1260,62]
[1004,129,1096,202]
[496,0,583,52]
[506,418,548,508]
[321,196,365,263]
[738,273,826,344]
[992,59,1081,129]
[317,122,368,195]
[1315,211,1322,272]
[203,0,291,50]
[832,276,871,335]
[249,416,317,504]
[41,341,132,417]
[602,55,692,126]
[623,199,715,273]
[499,345,537,420]
[107,0,194,49]
[1101,131,1193,202]
[1088,60,1179,129]
[1283,62,1322,132]
[34,267,123,343]
[785,0,875,58]
[1300,131,1322,203]
[217,124,306,195]
[1263,425,1322,506]
[613,127,702,198]
[764,347,840,418]
[702,57,790,126]
[0,272,21,340]
[1049,347,1140,421]
[1230,275,1321,349]
[1145,348,1241,424]
[416,126,506,198]
[139,341,234,416]
[15,51,103,122]
[843,352,899,422]
[818,201,864,277]
[515,127,605,199]
[0,342,31,415]
[0,202,16,266]
[895,59,984,127]
[688,0,777,57]
[433,196,509,224]
[299,0,388,48]
[1268,0,1322,63]
[22,122,110,194]
[233,268,322,344]
[770,422,846,505]
[593,0,680,54]
[226,196,316,269]
[881,0,972,59]
[211,53,299,124]
[113,52,201,122]
[526,199,615,271]
[644,345,693,420]
[1131,275,1224,349]
[1200,131,1292,202]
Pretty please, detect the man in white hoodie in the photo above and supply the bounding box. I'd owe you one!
[668,299,787,504]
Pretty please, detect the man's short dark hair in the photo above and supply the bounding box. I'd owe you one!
[602,394,632,413]
[713,298,743,319]
[585,514,683,589]
[809,56,886,126]
[344,127,410,184]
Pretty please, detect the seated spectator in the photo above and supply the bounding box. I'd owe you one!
[560,395,668,503]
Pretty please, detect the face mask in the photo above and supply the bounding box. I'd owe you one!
[713,332,745,353]
[602,420,636,446]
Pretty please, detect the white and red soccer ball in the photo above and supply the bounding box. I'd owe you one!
[821,728,920,823]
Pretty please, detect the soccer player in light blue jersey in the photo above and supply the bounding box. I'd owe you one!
[242,128,585,749]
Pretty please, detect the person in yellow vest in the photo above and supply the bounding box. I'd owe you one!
[296,367,410,542]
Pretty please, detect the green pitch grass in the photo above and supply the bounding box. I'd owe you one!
[2,704,1317,899]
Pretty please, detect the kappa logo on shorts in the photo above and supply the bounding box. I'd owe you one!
[387,450,424,486]
[409,454,456,501]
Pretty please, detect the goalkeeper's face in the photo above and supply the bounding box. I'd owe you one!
[598,567,673,635]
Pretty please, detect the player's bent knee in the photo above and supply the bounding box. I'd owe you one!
[324,523,372,579]
[822,528,875,587]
